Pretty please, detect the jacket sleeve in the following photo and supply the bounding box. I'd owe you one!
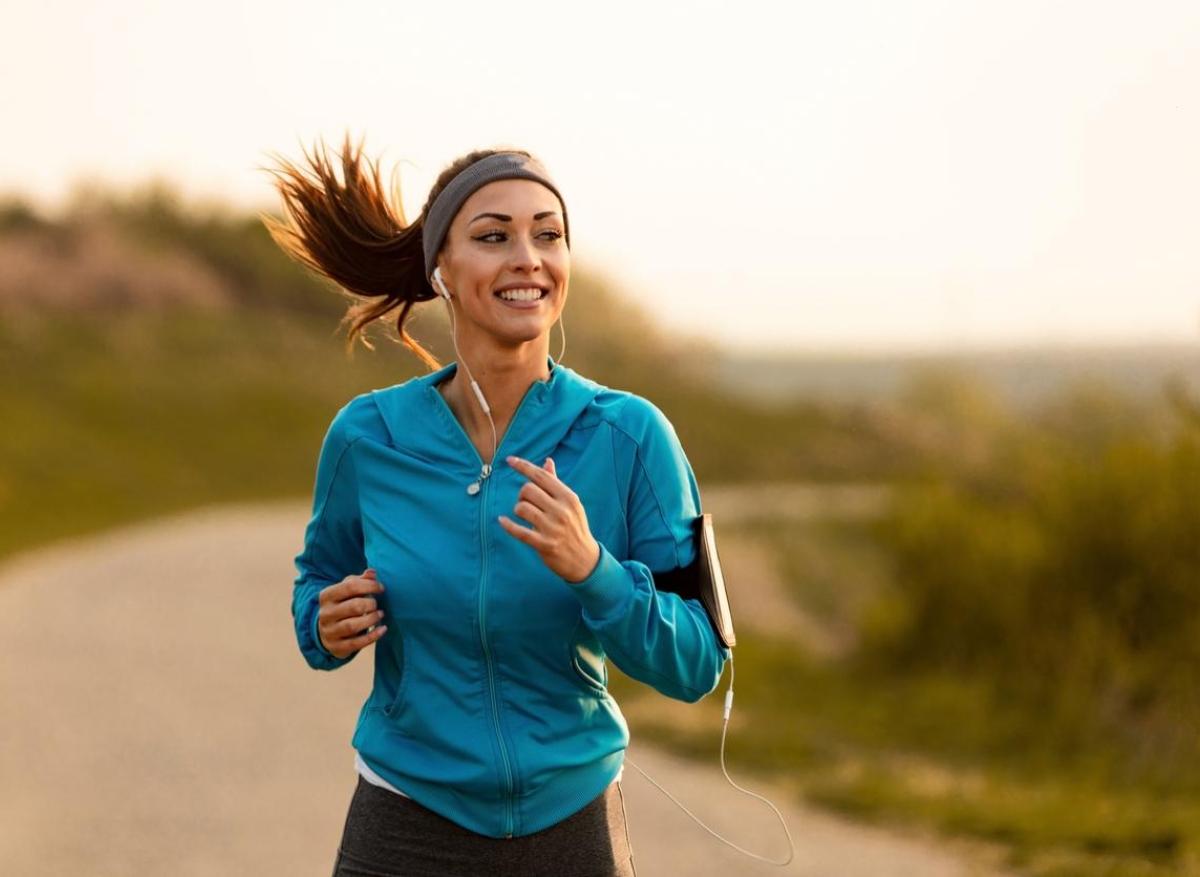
[292,402,368,672]
[569,397,731,703]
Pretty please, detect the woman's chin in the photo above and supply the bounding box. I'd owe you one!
[487,320,555,346]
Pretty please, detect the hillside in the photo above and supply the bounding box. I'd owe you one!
[714,342,1200,410]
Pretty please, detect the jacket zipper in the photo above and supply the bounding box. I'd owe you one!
[479,473,515,839]
[432,376,547,840]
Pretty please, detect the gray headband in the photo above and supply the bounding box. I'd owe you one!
[421,151,570,279]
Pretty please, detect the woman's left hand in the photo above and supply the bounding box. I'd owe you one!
[498,455,601,585]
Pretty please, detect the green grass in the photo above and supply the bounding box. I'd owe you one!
[0,309,418,559]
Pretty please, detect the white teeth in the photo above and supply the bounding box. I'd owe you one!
[496,287,544,301]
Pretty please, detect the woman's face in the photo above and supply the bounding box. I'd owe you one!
[436,178,569,352]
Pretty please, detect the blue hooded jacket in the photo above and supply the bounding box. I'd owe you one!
[292,355,730,839]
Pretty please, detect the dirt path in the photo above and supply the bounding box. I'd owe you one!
[0,503,1015,876]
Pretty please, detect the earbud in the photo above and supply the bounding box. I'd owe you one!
[432,266,453,301]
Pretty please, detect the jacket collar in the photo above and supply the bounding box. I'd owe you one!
[370,355,607,471]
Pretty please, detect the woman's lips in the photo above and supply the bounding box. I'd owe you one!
[494,291,547,309]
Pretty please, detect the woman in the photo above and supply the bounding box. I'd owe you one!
[262,136,730,877]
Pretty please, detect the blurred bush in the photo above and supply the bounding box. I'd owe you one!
[854,373,1200,782]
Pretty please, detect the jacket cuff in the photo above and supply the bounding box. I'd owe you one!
[569,542,634,623]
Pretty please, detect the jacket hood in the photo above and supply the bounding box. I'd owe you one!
[369,355,607,472]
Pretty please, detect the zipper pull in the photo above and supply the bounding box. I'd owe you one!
[466,463,493,496]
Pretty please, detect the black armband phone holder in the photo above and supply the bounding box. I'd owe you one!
[649,513,736,649]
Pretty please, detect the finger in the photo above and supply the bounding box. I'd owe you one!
[333,595,379,619]
[321,587,378,620]
[321,589,382,632]
[505,455,567,498]
[517,479,556,512]
[319,606,380,651]
[355,571,385,593]
[497,514,532,542]
[336,608,385,639]
[342,622,388,653]
[497,514,548,549]
[328,572,385,604]
[544,456,556,476]
[512,499,548,529]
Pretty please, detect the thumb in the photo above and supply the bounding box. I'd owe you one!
[544,456,556,476]
[362,568,377,578]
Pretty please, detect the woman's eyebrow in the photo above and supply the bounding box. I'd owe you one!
[468,211,561,223]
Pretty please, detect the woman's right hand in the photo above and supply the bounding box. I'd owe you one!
[317,568,387,658]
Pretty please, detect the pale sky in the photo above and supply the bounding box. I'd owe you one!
[3,0,1198,353]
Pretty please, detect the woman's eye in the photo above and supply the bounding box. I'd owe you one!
[474,230,563,244]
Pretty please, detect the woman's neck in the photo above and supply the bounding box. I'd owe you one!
[436,348,551,462]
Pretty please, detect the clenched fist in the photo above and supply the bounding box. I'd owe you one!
[317,568,387,658]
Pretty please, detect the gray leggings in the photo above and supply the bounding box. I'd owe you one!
[331,775,637,877]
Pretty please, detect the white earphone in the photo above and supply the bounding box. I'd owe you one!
[432,265,454,302]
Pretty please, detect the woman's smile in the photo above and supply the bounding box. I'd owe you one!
[495,286,550,309]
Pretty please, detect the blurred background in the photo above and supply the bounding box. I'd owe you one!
[2,1,1199,875]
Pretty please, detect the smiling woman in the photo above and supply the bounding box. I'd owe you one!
[259,133,730,877]
[429,173,570,387]
[258,134,547,369]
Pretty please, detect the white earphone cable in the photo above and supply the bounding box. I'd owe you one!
[432,268,792,866]
[440,287,498,478]
[433,269,566,486]
[625,655,796,867]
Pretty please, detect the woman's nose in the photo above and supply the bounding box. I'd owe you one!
[508,234,541,270]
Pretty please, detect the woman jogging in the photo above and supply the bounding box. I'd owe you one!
[262,136,730,877]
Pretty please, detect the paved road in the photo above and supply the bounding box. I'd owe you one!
[0,502,1014,876]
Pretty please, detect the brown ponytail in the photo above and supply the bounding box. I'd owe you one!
[258,132,531,370]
